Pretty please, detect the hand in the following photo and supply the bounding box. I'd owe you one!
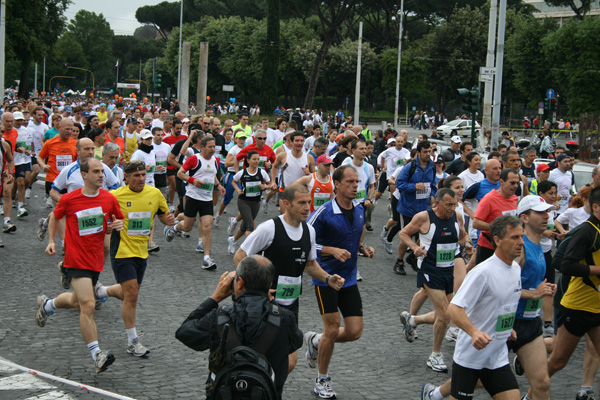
[413,245,426,258]
[331,248,351,262]
[193,179,204,188]
[268,288,276,302]
[556,232,567,241]
[110,215,124,231]
[361,245,374,258]
[259,184,266,191]
[471,329,492,350]
[45,242,56,256]
[264,161,271,170]
[415,182,426,191]
[165,212,176,226]
[534,279,556,299]
[302,166,310,175]
[219,185,226,196]
[364,199,372,208]
[4,173,14,185]
[211,271,235,302]
[327,274,345,291]
[156,165,165,172]
[237,189,244,196]
[508,329,518,342]
[542,230,556,238]
[43,164,50,172]
[146,165,152,171]
[270,182,278,191]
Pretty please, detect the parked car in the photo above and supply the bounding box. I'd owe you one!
[436,119,482,138]
[572,161,597,192]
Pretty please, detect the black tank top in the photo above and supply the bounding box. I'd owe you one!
[239,168,264,202]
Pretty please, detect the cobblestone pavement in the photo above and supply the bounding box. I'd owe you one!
[0,159,591,400]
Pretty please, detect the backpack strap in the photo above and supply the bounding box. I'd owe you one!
[253,304,281,355]
[217,306,243,350]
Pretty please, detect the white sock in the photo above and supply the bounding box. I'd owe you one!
[44,299,56,314]
[96,285,108,299]
[204,255,210,262]
[409,315,416,327]
[61,240,64,248]
[87,341,100,361]
[431,388,443,400]
[431,352,442,358]
[126,327,138,344]
[313,333,322,347]
[4,217,9,225]
[580,387,593,396]
[18,202,23,209]
[172,224,179,232]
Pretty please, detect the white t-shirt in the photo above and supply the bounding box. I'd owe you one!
[266,128,284,148]
[557,206,590,228]
[541,210,557,253]
[14,126,33,166]
[130,149,156,186]
[384,147,411,176]
[240,215,317,261]
[391,166,404,200]
[549,168,573,214]
[341,157,375,202]
[27,120,49,155]
[458,169,484,191]
[451,254,522,370]
[304,136,318,153]
[226,145,244,173]
[152,142,171,175]
[151,119,164,129]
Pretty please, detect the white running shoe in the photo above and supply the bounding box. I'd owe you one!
[445,326,459,342]
[25,188,31,199]
[127,337,150,357]
[421,383,437,400]
[45,197,53,208]
[214,214,221,227]
[227,236,236,254]
[227,217,238,236]
[17,208,28,218]
[304,331,319,368]
[196,238,204,253]
[427,353,448,373]
[314,377,336,399]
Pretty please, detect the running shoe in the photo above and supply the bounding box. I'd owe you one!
[576,390,596,400]
[180,231,190,238]
[35,294,52,327]
[304,331,319,368]
[163,225,176,242]
[203,256,217,270]
[227,217,238,236]
[227,236,236,255]
[17,208,28,218]
[37,218,48,241]
[427,353,448,373]
[543,323,555,338]
[94,281,108,310]
[366,225,373,232]
[58,261,71,290]
[393,259,406,275]
[45,197,53,208]
[3,222,16,233]
[399,311,416,342]
[406,252,419,272]
[314,377,336,399]
[25,188,31,199]
[94,350,115,373]
[196,238,204,253]
[380,226,388,243]
[0,238,4,247]
[168,204,175,214]
[421,383,437,400]
[356,270,363,281]
[262,200,269,214]
[214,214,221,227]
[384,239,393,255]
[127,337,150,357]
[512,355,524,376]
[148,242,160,253]
[445,326,459,342]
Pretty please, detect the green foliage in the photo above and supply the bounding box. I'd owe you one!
[544,0,593,19]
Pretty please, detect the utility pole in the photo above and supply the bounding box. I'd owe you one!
[197,42,209,115]
[0,0,6,103]
[353,21,363,124]
[393,0,405,130]
[34,63,38,94]
[491,0,507,149]
[482,0,498,134]
[180,41,191,115]
[177,0,183,99]
[42,58,46,94]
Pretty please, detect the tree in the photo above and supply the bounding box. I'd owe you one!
[260,0,280,111]
[135,1,181,39]
[6,0,70,97]
[303,0,358,110]
[544,0,593,20]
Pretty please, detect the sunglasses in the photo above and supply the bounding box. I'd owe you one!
[256,137,267,140]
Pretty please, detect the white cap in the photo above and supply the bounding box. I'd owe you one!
[139,129,153,140]
[387,138,396,145]
[517,195,556,215]
[450,135,462,144]
[12,111,24,120]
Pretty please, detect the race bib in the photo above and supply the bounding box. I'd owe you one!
[76,207,104,236]
[56,154,72,171]
[156,160,167,168]
[523,297,542,319]
[313,192,330,208]
[394,157,404,167]
[259,156,267,168]
[356,189,367,201]
[547,223,554,230]
[416,182,431,200]
[215,145,222,154]
[127,211,152,235]
[148,165,155,174]
[244,181,262,197]
[502,209,517,217]
[16,141,31,151]
[495,303,517,340]
[198,182,214,192]
[275,275,301,306]
[436,243,457,268]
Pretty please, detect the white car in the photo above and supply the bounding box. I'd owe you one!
[437,119,482,138]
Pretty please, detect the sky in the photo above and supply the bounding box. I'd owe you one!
[65,0,170,36]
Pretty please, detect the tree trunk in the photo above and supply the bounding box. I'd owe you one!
[18,59,32,99]
[303,31,334,110]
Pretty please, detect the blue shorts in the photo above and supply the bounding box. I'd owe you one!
[111,257,147,284]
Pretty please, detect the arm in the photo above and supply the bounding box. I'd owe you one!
[179,134,194,156]
[562,224,600,277]
[398,212,427,256]
[307,154,315,174]
[461,201,475,219]
[224,152,236,168]
[233,248,248,266]
[448,304,492,350]
[167,152,182,170]
[157,211,176,226]
[395,162,416,193]
[473,218,489,231]
[304,259,345,290]
[45,212,60,255]
[270,152,284,187]
[521,279,556,300]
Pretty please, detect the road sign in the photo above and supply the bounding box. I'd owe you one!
[479,74,493,83]
[538,101,544,108]
[116,83,139,89]
[546,88,554,99]
[222,85,234,92]
[538,108,544,115]
[480,67,496,75]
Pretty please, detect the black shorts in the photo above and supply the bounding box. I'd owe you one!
[64,267,101,287]
[451,362,519,400]
[417,266,454,295]
[184,196,214,218]
[111,257,147,284]
[544,250,554,284]
[557,307,600,337]
[45,181,66,195]
[280,300,299,324]
[475,245,495,265]
[31,156,38,166]
[155,173,167,189]
[315,284,363,317]
[400,214,412,229]
[15,163,31,178]
[167,168,177,177]
[391,196,399,222]
[507,317,543,352]
[377,171,388,193]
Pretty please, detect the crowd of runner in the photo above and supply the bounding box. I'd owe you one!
[1,97,599,400]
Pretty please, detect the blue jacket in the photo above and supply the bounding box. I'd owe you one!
[307,197,364,287]
[396,156,437,217]
[463,178,500,202]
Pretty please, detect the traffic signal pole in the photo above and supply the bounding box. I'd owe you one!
[491,0,507,149]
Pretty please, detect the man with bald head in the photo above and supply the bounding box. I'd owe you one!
[38,118,78,208]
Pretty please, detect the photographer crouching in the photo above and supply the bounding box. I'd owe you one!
[176,255,303,399]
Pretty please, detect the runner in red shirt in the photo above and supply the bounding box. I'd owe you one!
[34,157,125,374]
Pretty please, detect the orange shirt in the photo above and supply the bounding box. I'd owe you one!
[308,172,334,213]
[38,136,78,182]
[2,129,17,153]
[105,135,125,156]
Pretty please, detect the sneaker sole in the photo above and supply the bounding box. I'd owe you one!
[313,389,337,399]
[127,349,150,357]
[426,362,448,373]
[58,262,71,290]
[148,247,160,253]
[202,264,217,270]
[96,353,115,373]
[399,313,415,343]
[3,226,16,233]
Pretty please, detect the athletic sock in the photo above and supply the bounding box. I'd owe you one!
[126,327,138,344]
[522,395,531,400]
[431,388,443,400]
[544,321,553,328]
[318,373,329,380]
[43,299,56,314]
[4,217,9,225]
[96,285,108,299]
[18,202,23,209]
[87,341,100,361]
[579,387,593,396]
[172,224,180,233]
[204,255,210,262]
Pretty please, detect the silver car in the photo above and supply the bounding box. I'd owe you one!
[437,119,482,138]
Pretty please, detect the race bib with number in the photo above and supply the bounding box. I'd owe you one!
[313,192,330,208]
[436,243,457,268]
[416,182,431,200]
[198,182,214,192]
[495,303,517,340]
[356,189,367,201]
[76,207,104,236]
[148,165,155,174]
[523,298,542,319]
[244,181,262,197]
[16,141,31,151]
[56,155,72,171]
[127,212,152,235]
[259,156,267,168]
[394,157,404,167]
[215,145,222,154]
[275,275,302,306]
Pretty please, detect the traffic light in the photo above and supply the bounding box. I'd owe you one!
[544,98,550,112]
[63,63,68,70]
[457,87,480,113]
[154,73,162,88]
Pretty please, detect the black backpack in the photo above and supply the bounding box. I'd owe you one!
[206,304,281,400]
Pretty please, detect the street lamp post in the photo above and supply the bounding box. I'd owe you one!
[393,0,405,130]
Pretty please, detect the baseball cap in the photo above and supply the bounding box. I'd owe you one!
[143,115,152,120]
[126,117,138,125]
[450,135,462,144]
[316,155,333,165]
[12,111,24,120]
[99,103,106,107]
[517,195,556,215]
[387,138,396,145]
[64,105,73,113]
[139,129,153,140]
[81,111,91,118]
[434,154,445,163]
[536,164,550,173]
[556,153,569,163]
[182,117,190,123]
